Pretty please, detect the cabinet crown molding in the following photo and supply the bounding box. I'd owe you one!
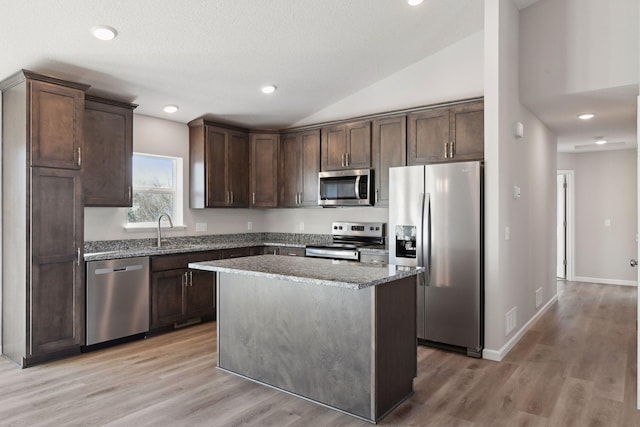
[0,69,91,92]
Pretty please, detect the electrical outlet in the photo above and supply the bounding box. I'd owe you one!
[505,226,510,241]
[247,221,252,230]
[195,222,207,232]
[505,307,517,336]
[535,287,543,308]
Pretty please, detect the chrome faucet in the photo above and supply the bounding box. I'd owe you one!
[157,213,174,248]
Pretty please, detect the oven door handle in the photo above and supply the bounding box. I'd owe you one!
[305,247,359,261]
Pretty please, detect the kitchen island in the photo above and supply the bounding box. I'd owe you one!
[189,255,421,424]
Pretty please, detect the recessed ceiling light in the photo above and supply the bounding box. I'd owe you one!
[91,25,117,41]
[163,105,179,114]
[578,113,595,120]
[595,137,608,145]
[261,85,277,94]
[408,0,424,5]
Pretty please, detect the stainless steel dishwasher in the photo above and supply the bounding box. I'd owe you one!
[86,257,150,346]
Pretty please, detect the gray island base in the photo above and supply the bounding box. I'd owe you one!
[189,255,421,424]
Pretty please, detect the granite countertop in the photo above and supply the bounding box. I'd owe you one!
[189,255,421,290]
[85,240,273,261]
[84,233,388,262]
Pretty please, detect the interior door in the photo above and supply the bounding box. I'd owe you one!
[557,174,567,279]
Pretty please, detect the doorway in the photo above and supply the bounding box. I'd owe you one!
[557,170,574,281]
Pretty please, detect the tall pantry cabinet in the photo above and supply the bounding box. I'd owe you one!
[1,70,87,367]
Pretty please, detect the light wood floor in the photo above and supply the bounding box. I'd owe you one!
[1,280,638,426]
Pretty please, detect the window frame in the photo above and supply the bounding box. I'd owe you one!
[125,152,184,230]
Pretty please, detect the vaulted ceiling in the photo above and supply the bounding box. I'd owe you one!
[0,0,483,128]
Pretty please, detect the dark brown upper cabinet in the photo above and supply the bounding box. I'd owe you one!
[449,101,484,161]
[250,132,279,208]
[189,120,250,208]
[321,120,371,171]
[407,100,484,165]
[279,129,320,207]
[82,96,136,207]
[372,115,407,207]
[29,78,86,170]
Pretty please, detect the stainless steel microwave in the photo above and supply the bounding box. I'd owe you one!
[318,169,374,207]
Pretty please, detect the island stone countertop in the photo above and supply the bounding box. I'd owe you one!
[189,254,421,290]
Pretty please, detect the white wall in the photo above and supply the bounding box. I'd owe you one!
[294,31,484,126]
[483,0,558,361]
[558,150,638,285]
[520,0,638,103]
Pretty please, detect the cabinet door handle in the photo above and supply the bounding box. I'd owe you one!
[189,271,193,287]
[182,272,186,287]
[451,141,455,157]
[444,143,449,159]
[77,147,82,166]
[77,248,81,266]
[375,189,379,203]
[341,153,345,167]
[231,191,234,205]
[128,186,132,203]
[346,153,350,166]
[252,192,256,206]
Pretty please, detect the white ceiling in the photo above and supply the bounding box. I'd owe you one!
[526,85,638,153]
[0,0,483,129]
[2,0,635,153]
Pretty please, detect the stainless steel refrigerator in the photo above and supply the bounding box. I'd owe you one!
[389,161,483,358]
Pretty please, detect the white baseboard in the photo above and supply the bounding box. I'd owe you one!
[482,293,559,362]
[573,276,637,287]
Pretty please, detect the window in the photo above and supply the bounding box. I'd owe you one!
[127,153,183,227]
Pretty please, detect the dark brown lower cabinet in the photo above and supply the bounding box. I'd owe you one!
[150,268,216,330]
[150,252,219,331]
[29,167,84,364]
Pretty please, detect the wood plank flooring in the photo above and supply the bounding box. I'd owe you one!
[0,280,638,426]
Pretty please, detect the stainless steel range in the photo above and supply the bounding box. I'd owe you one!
[305,221,385,261]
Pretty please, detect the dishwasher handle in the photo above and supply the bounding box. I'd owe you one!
[94,264,144,275]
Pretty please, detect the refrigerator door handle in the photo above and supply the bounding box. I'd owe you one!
[416,192,425,268]
[424,192,431,285]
